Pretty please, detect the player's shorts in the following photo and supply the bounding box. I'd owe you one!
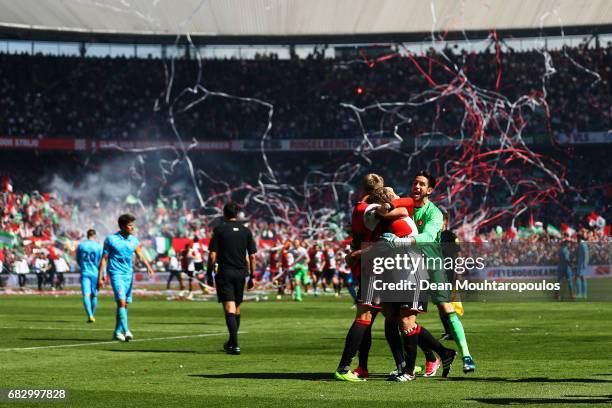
[322,268,337,281]
[575,267,587,277]
[339,272,352,285]
[292,264,311,285]
[110,274,133,304]
[427,268,452,305]
[194,262,204,272]
[558,266,573,281]
[80,275,98,297]
[356,287,382,309]
[215,270,247,305]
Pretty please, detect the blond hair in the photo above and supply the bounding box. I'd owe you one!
[362,173,384,194]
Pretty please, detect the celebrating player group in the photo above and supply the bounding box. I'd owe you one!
[333,171,476,382]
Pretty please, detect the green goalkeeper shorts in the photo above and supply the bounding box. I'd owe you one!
[292,264,311,285]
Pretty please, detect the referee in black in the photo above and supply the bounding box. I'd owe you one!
[206,202,257,355]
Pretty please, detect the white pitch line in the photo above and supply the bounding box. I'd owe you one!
[1,331,244,352]
[0,326,212,333]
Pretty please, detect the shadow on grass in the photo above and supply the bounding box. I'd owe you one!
[467,395,612,405]
[18,319,71,323]
[20,337,103,342]
[189,372,334,381]
[143,322,208,326]
[106,349,198,354]
[449,377,612,384]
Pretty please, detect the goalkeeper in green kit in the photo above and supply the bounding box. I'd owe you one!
[383,170,476,373]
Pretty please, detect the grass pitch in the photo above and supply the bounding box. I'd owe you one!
[1,294,611,407]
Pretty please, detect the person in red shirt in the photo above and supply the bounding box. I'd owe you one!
[275,241,293,300]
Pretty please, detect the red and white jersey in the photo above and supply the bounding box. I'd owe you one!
[389,197,416,237]
[392,197,415,216]
[308,249,323,271]
[350,200,372,279]
[281,249,294,270]
[190,242,203,263]
[336,249,350,274]
[324,248,336,269]
[351,201,374,242]
[363,202,417,239]
[269,251,278,273]
[388,216,418,238]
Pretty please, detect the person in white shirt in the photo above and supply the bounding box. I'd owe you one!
[14,256,30,288]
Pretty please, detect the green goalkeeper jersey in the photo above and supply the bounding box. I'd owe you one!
[413,200,444,264]
[412,200,443,244]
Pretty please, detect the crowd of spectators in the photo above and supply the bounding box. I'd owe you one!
[0,169,608,288]
[0,41,609,141]
[0,40,610,289]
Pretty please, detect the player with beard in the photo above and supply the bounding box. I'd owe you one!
[382,171,476,374]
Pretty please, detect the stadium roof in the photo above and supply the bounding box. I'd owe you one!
[0,0,610,40]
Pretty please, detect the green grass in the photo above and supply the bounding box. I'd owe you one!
[1,295,611,407]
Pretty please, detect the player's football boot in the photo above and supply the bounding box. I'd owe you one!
[352,366,369,379]
[112,332,126,342]
[124,331,134,342]
[423,358,441,377]
[223,341,232,352]
[441,349,457,377]
[389,361,406,376]
[391,365,423,376]
[87,316,96,323]
[386,372,415,382]
[227,346,241,355]
[334,371,366,382]
[462,356,476,373]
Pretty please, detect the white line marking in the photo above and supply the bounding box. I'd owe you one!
[1,331,244,352]
[0,326,212,333]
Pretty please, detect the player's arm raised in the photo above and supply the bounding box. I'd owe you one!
[135,246,155,277]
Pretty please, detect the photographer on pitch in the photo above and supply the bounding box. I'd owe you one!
[205,202,257,355]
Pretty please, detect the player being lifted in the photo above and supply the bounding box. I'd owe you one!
[97,214,155,342]
[76,229,102,323]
